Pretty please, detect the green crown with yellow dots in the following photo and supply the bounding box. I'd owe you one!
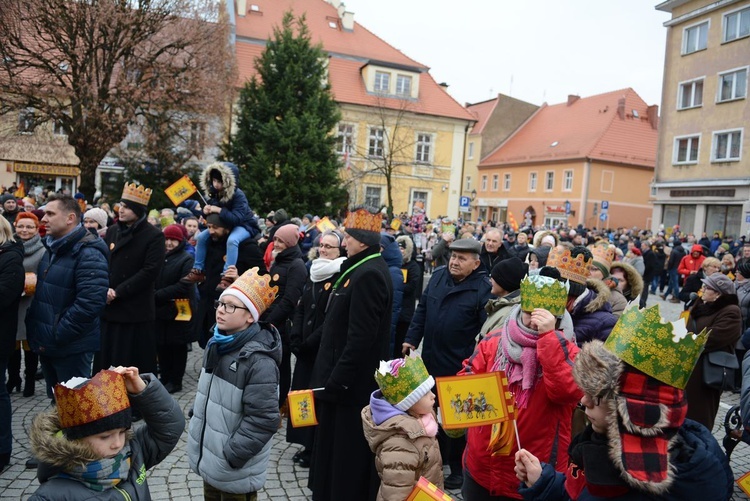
[374,355,433,411]
[520,274,568,318]
[604,303,708,389]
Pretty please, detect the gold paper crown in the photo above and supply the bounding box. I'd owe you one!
[547,246,592,284]
[228,267,279,318]
[54,370,130,431]
[520,275,568,317]
[121,182,153,206]
[344,208,382,233]
[588,242,615,270]
[604,303,708,389]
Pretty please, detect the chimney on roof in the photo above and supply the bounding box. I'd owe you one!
[237,0,246,16]
[439,82,449,88]
[567,94,580,106]
[341,11,354,30]
[327,0,342,8]
[647,104,659,129]
[617,97,626,120]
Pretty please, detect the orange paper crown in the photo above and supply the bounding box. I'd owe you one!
[226,267,279,319]
[589,242,615,270]
[344,208,382,233]
[547,246,592,284]
[121,182,153,206]
[54,370,131,438]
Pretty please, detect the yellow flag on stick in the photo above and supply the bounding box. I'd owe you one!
[315,216,336,233]
[406,477,453,501]
[436,371,516,430]
[174,299,192,321]
[287,389,318,428]
[738,471,750,497]
[165,175,198,206]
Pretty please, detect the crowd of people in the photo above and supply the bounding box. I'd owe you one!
[1,166,750,500]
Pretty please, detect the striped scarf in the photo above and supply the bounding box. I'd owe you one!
[56,444,132,491]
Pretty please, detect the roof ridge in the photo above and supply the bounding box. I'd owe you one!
[467,96,499,108]
[350,18,427,70]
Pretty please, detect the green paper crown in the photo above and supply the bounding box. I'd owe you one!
[604,303,708,389]
[374,356,430,407]
[520,275,568,317]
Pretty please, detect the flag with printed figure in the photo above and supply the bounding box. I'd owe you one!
[174,299,192,321]
[315,216,337,233]
[165,175,198,206]
[435,371,515,430]
[738,471,750,496]
[406,477,453,501]
[287,389,318,427]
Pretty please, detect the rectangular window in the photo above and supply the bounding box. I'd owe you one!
[18,108,35,134]
[368,127,384,158]
[705,205,743,239]
[53,119,66,136]
[465,176,471,191]
[674,135,700,164]
[492,174,499,191]
[724,6,750,42]
[678,79,704,109]
[416,133,432,163]
[468,141,475,160]
[529,172,537,192]
[336,123,355,154]
[365,186,382,208]
[412,190,428,213]
[712,129,743,161]
[481,175,487,191]
[717,68,747,102]
[683,21,708,54]
[563,170,573,191]
[545,171,554,191]
[374,71,390,93]
[395,74,412,96]
[503,173,511,191]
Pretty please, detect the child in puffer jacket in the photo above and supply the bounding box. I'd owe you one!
[361,354,443,501]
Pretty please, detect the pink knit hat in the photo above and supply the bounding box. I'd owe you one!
[274,224,300,248]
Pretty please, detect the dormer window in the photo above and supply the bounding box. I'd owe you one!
[396,74,412,96]
[374,71,390,93]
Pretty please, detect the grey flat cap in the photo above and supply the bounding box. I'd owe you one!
[450,238,481,254]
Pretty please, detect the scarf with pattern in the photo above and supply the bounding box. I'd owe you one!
[56,444,132,491]
[492,307,541,409]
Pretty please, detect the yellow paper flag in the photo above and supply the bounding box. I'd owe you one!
[390,219,402,231]
[165,175,198,206]
[174,299,192,321]
[315,216,336,233]
[406,477,453,501]
[738,471,750,497]
[287,390,318,428]
[436,371,515,430]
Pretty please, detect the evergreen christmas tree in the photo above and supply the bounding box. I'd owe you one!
[224,11,347,216]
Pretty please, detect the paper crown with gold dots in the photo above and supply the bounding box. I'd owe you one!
[604,303,708,389]
[222,267,279,321]
[344,208,382,233]
[589,242,615,270]
[374,354,434,411]
[54,370,132,439]
[520,274,569,318]
[547,246,592,284]
[121,182,153,207]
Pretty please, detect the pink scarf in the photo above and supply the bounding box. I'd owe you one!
[419,413,438,438]
[493,315,540,409]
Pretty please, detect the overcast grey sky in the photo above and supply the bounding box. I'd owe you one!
[344,0,671,108]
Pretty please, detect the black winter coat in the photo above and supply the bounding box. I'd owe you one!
[0,240,25,355]
[641,248,657,281]
[104,218,165,323]
[398,258,422,324]
[154,241,196,344]
[263,245,307,340]
[479,244,511,274]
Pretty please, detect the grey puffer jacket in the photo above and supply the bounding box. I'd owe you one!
[29,375,185,501]
[187,322,282,494]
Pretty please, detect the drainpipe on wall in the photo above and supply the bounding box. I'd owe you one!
[579,159,591,227]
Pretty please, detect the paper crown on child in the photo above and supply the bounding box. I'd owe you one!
[519,274,569,318]
[121,182,153,207]
[344,207,382,233]
[588,242,615,272]
[220,267,278,322]
[54,370,132,440]
[547,246,592,284]
[374,355,434,411]
[603,303,708,389]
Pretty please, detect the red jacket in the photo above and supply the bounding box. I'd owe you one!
[459,327,582,498]
[677,244,706,278]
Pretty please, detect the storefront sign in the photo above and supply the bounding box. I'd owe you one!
[14,162,80,177]
[546,205,567,214]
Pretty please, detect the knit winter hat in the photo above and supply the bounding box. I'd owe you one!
[163,223,186,242]
[83,208,108,229]
[491,257,527,293]
[205,213,231,229]
[374,355,434,412]
[738,261,750,279]
[274,224,300,248]
[54,370,132,440]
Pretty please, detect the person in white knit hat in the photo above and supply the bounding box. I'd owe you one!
[83,207,108,237]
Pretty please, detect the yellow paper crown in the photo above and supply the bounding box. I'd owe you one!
[121,182,153,206]
[547,246,591,284]
[374,356,432,411]
[604,303,708,389]
[520,275,568,317]
[588,242,615,270]
[227,267,278,318]
[344,208,382,233]
[54,370,130,432]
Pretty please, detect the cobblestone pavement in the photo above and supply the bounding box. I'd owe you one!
[2,292,749,499]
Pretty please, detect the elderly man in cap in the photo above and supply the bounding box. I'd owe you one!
[403,237,492,489]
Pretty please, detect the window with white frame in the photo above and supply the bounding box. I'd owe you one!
[678,79,704,109]
[374,71,390,93]
[563,170,573,191]
[492,174,499,191]
[712,129,743,162]
[415,133,432,163]
[465,176,472,191]
[545,171,554,191]
[18,108,35,134]
[412,190,428,212]
[468,141,475,160]
[717,68,747,102]
[724,6,750,42]
[503,173,511,191]
[683,21,708,54]
[481,175,487,191]
[529,172,537,192]
[365,186,382,208]
[335,123,355,154]
[396,74,412,96]
[53,119,66,136]
[674,135,700,164]
[368,127,385,158]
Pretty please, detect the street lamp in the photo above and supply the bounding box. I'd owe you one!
[471,189,477,200]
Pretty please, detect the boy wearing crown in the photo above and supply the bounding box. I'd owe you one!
[459,274,582,499]
[514,304,733,500]
[29,366,185,500]
[362,355,443,500]
[187,267,282,499]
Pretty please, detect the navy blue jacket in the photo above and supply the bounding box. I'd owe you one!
[200,162,260,236]
[405,265,491,377]
[381,234,404,352]
[27,226,109,357]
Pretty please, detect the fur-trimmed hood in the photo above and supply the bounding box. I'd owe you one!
[532,230,559,248]
[582,277,612,314]
[396,235,414,263]
[610,261,644,300]
[201,161,238,204]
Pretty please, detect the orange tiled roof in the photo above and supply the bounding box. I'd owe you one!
[233,0,475,122]
[479,88,657,168]
[466,97,498,135]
